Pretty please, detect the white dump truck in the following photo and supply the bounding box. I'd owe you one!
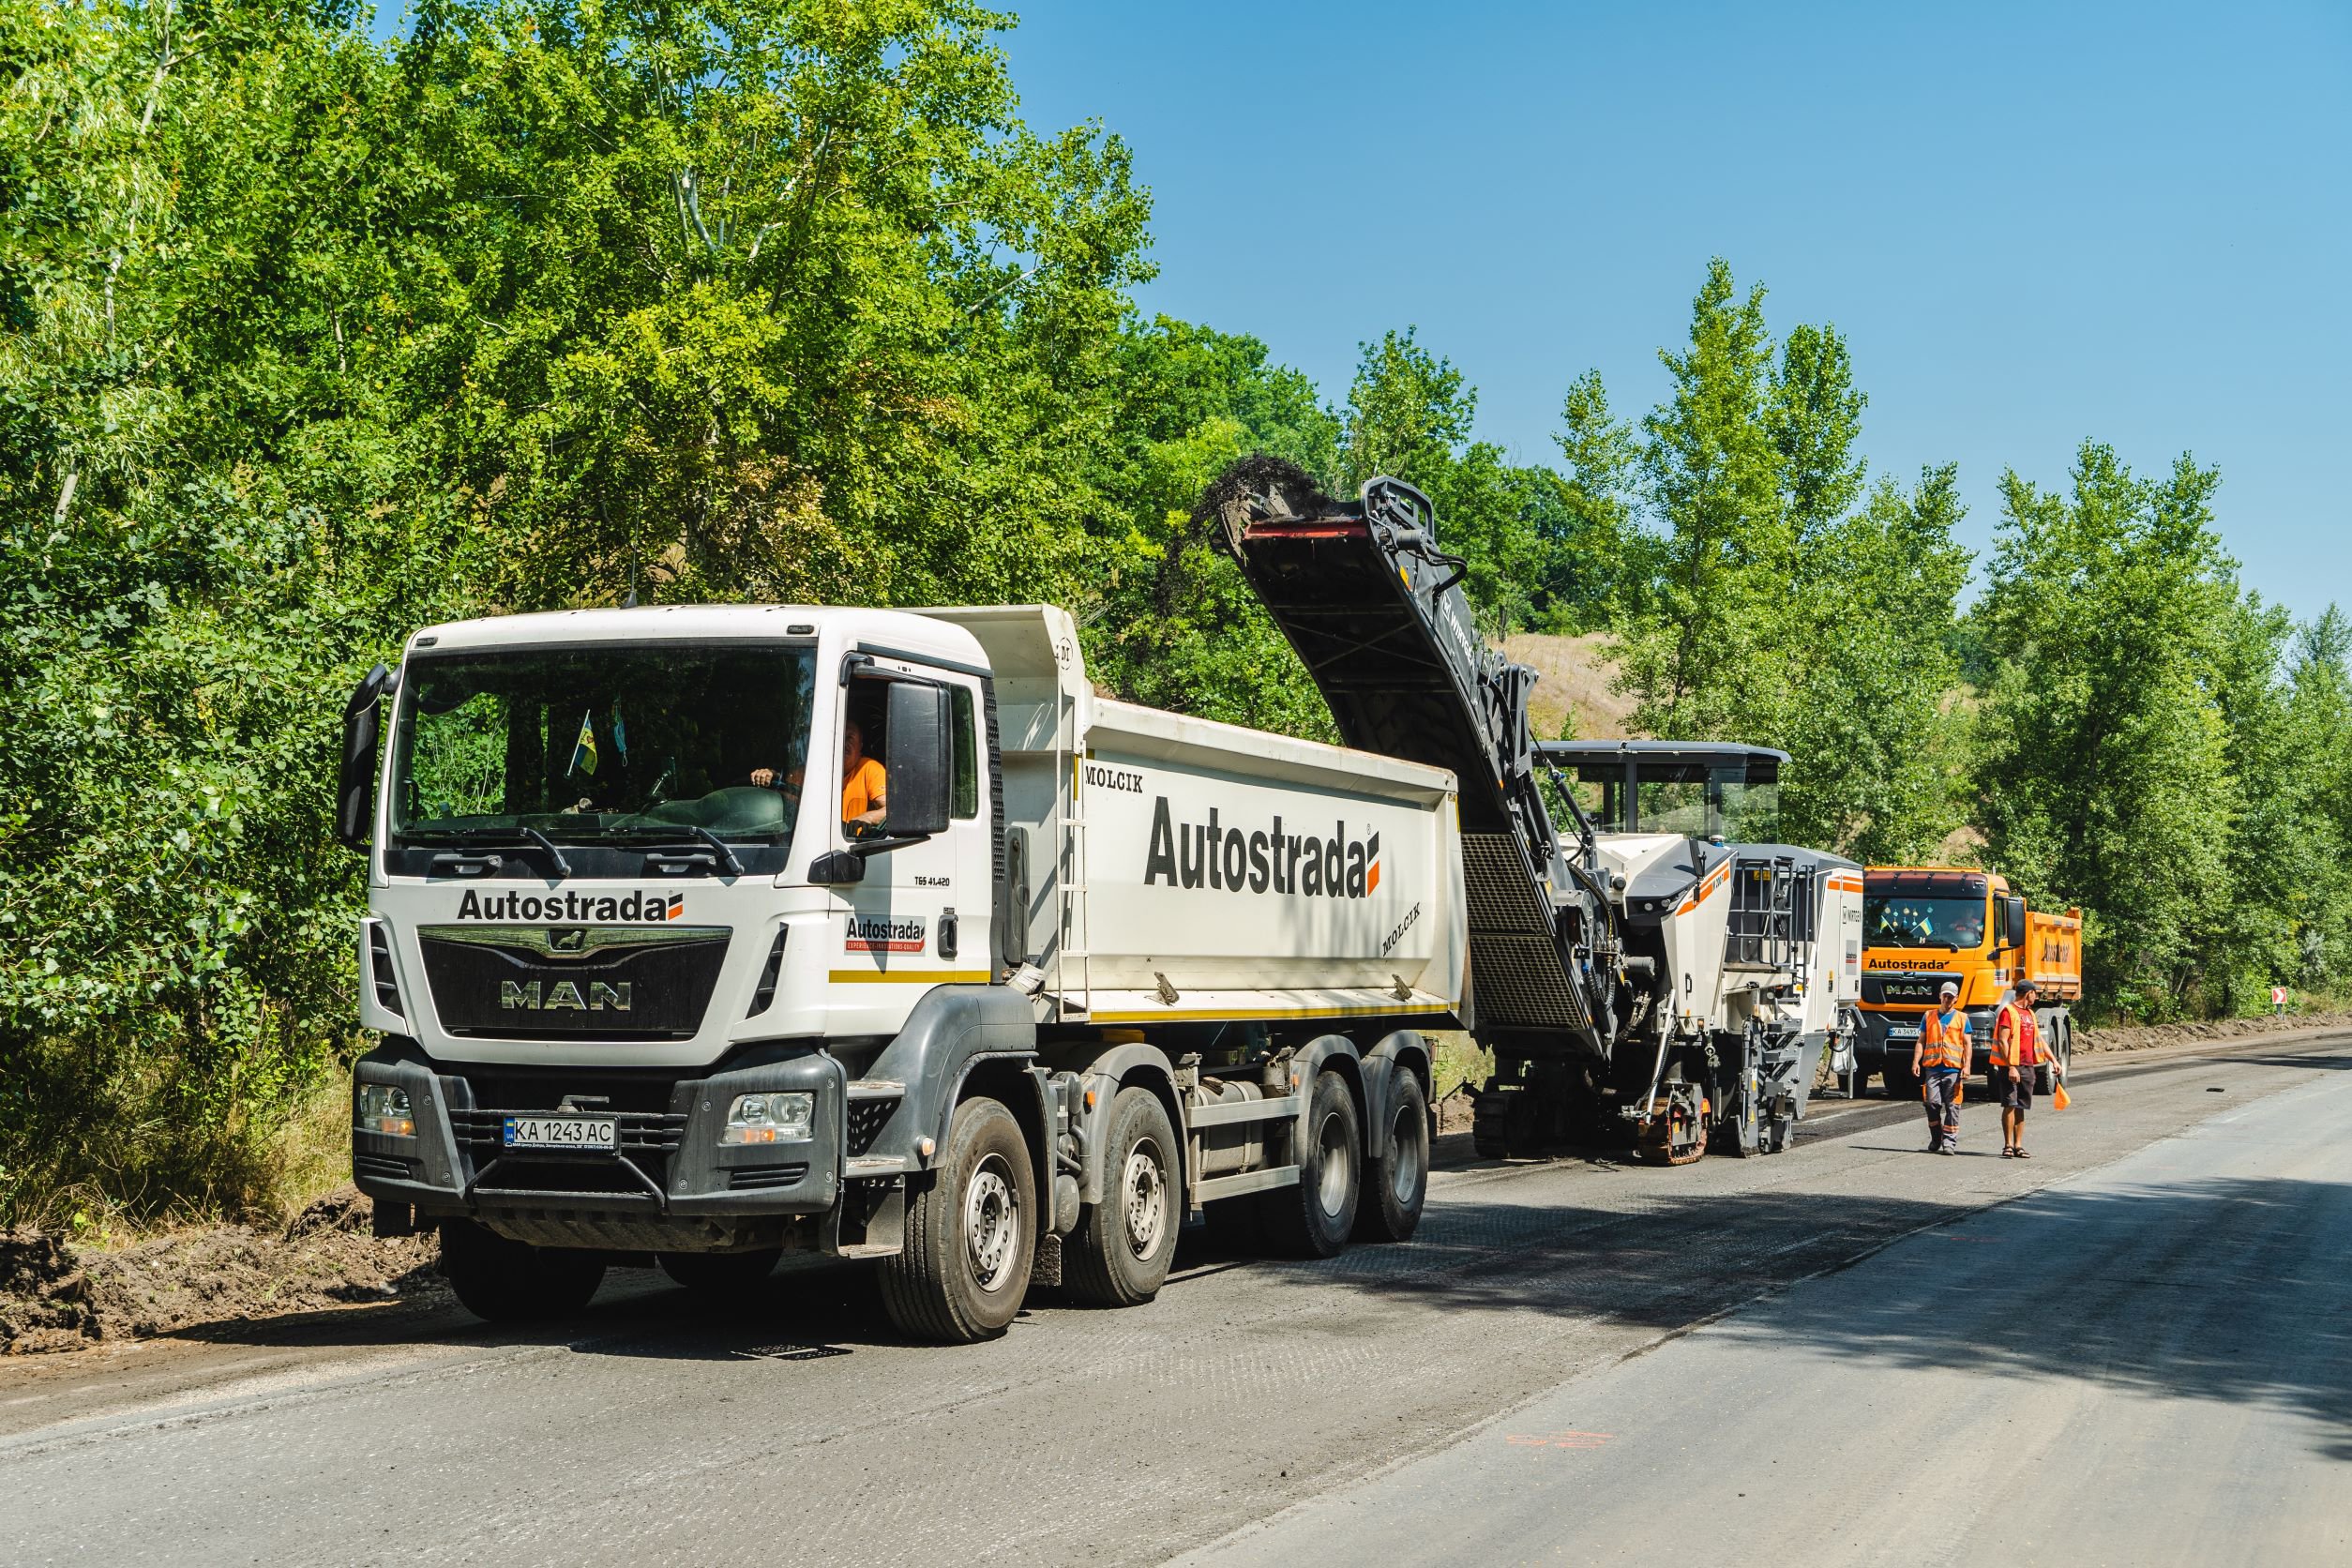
[341,601,1464,1339]
[340,458,1859,1341]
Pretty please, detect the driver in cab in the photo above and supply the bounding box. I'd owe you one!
[753,720,885,834]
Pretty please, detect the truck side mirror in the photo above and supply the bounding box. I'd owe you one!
[336,663,392,851]
[881,680,951,839]
[2003,896,2028,950]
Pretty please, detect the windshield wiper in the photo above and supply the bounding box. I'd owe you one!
[602,824,746,877]
[671,823,745,878]
[407,824,574,878]
[516,826,575,878]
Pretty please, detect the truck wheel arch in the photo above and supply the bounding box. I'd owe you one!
[1289,1034,1367,1158]
[942,1055,1053,1226]
[1361,1030,1434,1140]
[1070,1042,1186,1207]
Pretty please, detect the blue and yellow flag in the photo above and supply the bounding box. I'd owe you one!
[569,709,597,776]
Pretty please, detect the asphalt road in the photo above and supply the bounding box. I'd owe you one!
[1190,1050,2352,1568]
[3,1033,2346,1567]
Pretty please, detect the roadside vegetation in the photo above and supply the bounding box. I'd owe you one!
[6,0,2348,1229]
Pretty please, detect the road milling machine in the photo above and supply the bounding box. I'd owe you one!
[1202,459,1863,1164]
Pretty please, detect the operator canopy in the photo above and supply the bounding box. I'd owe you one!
[1539,740,1786,841]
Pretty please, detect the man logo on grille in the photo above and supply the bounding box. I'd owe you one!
[501,981,631,1011]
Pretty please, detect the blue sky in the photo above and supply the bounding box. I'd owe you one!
[998,0,2351,624]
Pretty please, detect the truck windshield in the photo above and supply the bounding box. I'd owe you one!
[1864,884,1988,951]
[1562,761,1779,841]
[390,643,818,845]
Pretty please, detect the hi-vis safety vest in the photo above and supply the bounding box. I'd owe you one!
[1991,1002,2042,1068]
[1919,1008,1969,1071]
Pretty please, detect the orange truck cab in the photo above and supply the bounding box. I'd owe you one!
[1854,867,2083,1097]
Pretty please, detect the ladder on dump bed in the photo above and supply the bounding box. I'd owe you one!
[1201,458,1603,1053]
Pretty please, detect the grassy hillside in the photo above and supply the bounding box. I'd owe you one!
[1506,632,1634,742]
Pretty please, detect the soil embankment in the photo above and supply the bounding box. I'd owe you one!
[0,1189,442,1355]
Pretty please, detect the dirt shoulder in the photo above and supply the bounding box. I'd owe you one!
[2072,1009,2352,1055]
[1,1189,445,1356]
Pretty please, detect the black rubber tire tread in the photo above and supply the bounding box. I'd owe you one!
[441,1221,606,1323]
[657,1248,781,1294]
[1259,1070,1360,1259]
[1063,1087,1181,1307]
[1882,1060,1920,1100]
[1354,1069,1429,1243]
[1848,1066,1875,1098]
[1502,1086,1546,1156]
[878,1096,1035,1344]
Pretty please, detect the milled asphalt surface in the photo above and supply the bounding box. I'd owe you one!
[1188,1053,2352,1568]
[2,1033,2346,1566]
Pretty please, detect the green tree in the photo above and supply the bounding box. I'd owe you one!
[1616,259,1784,738]
[1973,445,2239,1017]
[1545,369,1651,630]
[1080,318,1339,738]
[0,0,1161,1223]
[1775,466,1970,859]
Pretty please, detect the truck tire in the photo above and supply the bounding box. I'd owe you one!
[1882,1060,1919,1100]
[441,1220,605,1323]
[2036,1012,2069,1094]
[658,1248,780,1295]
[879,1096,1035,1343]
[1260,1071,1360,1258]
[1470,1087,1511,1160]
[1355,1069,1429,1243]
[1063,1087,1179,1307]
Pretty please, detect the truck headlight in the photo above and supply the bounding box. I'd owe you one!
[722,1091,814,1145]
[356,1084,415,1138]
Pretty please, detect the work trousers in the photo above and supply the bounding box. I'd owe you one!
[1922,1067,1962,1150]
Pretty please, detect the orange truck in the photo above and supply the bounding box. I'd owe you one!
[1852,867,2083,1097]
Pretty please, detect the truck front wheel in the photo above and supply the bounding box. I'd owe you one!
[1355,1069,1428,1243]
[879,1097,1036,1343]
[441,1220,605,1323]
[1261,1071,1359,1258]
[1063,1087,1180,1307]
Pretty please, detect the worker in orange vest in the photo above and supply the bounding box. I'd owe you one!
[1913,980,1969,1154]
[1991,978,2050,1158]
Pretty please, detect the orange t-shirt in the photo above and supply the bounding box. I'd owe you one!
[842,757,887,822]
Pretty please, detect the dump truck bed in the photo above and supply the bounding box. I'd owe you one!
[919,604,1468,1028]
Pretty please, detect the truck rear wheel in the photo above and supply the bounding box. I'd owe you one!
[1063,1087,1179,1307]
[1261,1071,1359,1258]
[879,1096,1035,1343]
[1355,1069,1428,1243]
[441,1221,606,1323]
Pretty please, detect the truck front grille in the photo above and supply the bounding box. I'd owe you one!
[416,924,730,1041]
[1863,973,1956,1006]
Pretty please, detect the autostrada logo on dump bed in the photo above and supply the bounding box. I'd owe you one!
[1142,797,1381,898]
[454,889,686,923]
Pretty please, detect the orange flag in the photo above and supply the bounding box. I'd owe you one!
[2053,1078,2072,1110]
